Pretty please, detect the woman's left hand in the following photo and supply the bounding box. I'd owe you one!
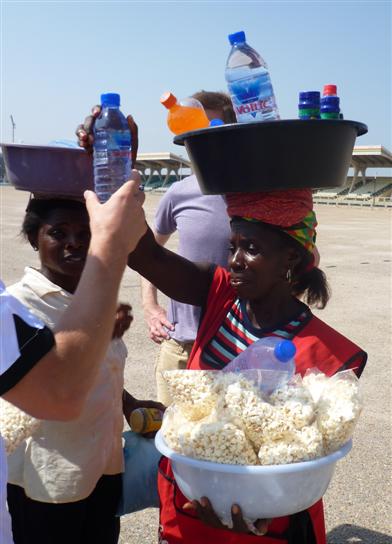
[112,303,133,339]
[183,497,271,536]
[122,390,166,436]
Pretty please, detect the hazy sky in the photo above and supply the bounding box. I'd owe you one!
[1,0,391,159]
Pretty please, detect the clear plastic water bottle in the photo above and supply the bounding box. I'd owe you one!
[223,337,296,394]
[93,93,131,202]
[225,30,279,123]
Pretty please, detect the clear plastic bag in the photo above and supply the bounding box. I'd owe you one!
[314,370,362,453]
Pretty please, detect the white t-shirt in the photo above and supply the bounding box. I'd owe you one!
[0,279,54,544]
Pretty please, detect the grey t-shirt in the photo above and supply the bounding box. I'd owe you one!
[154,175,231,342]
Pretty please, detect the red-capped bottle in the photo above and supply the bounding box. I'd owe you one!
[321,84,340,119]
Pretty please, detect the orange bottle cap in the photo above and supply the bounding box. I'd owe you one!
[160,92,177,109]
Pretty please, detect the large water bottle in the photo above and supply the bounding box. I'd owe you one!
[93,93,131,202]
[225,31,279,123]
[223,337,296,394]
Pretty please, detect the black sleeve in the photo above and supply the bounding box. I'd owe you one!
[0,314,55,396]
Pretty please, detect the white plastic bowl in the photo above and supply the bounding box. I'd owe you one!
[155,430,351,522]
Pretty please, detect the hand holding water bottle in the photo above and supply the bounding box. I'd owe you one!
[76,103,139,163]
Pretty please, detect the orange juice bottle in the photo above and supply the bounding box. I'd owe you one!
[160,92,210,134]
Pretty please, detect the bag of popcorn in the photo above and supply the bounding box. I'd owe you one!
[315,370,363,454]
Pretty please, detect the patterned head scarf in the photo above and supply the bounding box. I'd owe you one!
[226,188,317,256]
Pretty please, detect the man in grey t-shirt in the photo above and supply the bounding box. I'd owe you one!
[141,91,234,405]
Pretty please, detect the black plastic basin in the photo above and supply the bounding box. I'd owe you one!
[174,119,367,194]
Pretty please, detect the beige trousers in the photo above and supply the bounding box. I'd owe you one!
[155,338,194,406]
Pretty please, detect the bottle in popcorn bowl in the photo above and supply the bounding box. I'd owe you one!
[223,337,296,394]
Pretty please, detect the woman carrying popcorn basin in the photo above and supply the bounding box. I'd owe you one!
[126,181,367,544]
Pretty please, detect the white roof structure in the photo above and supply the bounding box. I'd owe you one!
[349,145,392,191]
[351,145,392,169]
[134,152,191,187]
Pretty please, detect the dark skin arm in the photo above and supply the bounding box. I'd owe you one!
[127,226,214,308]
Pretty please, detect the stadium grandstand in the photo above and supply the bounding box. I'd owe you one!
[313,145,392,207]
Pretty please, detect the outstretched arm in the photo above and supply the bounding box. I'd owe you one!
[3,178,147,421]
[129,227,214,309]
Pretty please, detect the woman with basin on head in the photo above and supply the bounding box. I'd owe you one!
[127,183,367,544]
[6,197,163,544]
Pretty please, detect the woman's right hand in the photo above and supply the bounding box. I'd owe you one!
[144,304,175,344]
[75,105,139,164]
[183,497,271,536]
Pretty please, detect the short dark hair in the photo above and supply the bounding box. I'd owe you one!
[191,90,236,123]
[21,198,87,241]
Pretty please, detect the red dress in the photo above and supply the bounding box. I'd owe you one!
[158,267,367,544]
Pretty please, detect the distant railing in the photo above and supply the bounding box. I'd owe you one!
[314,195,392,207]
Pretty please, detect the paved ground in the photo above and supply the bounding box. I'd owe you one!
[1,186,391,544]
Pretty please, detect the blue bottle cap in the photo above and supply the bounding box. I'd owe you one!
[101,93,121,107]
[299,91,320,103]
[274,340,296,362]
[228,31,246,45]
[321,96,340,108]
[209,118,224,127]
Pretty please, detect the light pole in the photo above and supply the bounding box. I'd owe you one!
[10,115,16,143]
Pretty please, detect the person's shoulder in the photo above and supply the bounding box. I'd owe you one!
[166,175,200,196]
[8,268,48,303]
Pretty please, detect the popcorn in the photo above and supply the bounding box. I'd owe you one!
[270,381,316,429]
[257,424,323,465]
[303,370,329,403]
[316,373,362,454]
[0,399,41,455]
[180,420,258,465]
[242,396,291,449]
[163,370,219,420]
[162,368,362,466]
[215,374,264,426]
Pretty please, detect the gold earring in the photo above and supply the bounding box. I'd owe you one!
[286,269,292,283]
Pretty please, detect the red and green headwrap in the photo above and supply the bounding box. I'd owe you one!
[226,188,318,256]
